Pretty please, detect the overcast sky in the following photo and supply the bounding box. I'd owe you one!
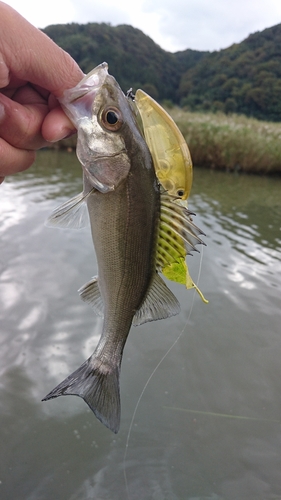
[4,0,281,52]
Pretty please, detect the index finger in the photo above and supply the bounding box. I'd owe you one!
[0,2,84,96]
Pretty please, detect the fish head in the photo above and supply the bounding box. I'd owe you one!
[59,63,140,193]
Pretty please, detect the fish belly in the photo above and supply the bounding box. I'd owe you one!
[88,172,159,350]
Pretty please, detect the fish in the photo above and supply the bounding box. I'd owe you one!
[134,89,193,200]
[42,63,205,433]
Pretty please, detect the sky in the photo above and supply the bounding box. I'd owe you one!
[4,0,281,53]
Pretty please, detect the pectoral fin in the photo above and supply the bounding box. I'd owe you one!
[132,272,180,326]
[46,190,94,229]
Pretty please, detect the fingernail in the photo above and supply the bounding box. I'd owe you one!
[0,102,5,123]
[48,128,75,143]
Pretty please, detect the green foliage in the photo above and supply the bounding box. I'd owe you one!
[179,24,281,121]
[43,22,281,121]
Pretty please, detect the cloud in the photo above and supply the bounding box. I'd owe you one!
[70,0,131,26]
[5,0,75,28]
[4,0,281,52]
[142,0,281,51]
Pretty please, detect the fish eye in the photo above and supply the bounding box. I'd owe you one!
[107,111,118,124]
[177,189,185,198]
[101,107,123,131]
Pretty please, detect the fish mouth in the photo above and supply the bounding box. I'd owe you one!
[62,62,108,102]
[59,63,109,126]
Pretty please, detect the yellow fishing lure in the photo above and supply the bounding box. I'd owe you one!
[134,89,192,201]
[134,90,208,303]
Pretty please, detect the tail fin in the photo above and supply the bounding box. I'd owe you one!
[42,358,121,433]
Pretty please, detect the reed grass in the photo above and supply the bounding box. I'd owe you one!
[169,108,281,174]
[54,108,281,175]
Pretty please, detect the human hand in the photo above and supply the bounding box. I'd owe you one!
[0,2,84,183]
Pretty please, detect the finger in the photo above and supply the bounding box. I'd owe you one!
[12,83,48,106]
[42,106,76,143]
[0,90,49,150]
[0,3,84,96]
[0,137,36,177]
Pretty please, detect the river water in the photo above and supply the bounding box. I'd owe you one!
[0,150,281,500]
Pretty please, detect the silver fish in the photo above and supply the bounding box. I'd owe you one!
[43,63,204,433]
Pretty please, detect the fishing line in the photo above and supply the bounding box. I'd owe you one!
[123,246,205,499]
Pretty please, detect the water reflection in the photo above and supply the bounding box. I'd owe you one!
[191,169,281,254]
[0,151,281,499]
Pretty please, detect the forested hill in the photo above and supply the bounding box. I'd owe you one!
[43,23,206,102]
[179,24,281,121]
[43,22,281,121]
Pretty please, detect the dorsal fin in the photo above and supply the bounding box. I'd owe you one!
[157,192,208,303]
[157,192,205,269]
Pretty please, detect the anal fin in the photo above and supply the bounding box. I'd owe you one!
[133,272,180,326]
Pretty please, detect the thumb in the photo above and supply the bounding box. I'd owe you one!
[0,2,83,96]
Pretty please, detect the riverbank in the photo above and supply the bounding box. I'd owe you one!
[53,109,281,175]
[169,108,281,174]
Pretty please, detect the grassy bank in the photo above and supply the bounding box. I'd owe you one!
[55,109,281,175]
[169,109,281,174]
